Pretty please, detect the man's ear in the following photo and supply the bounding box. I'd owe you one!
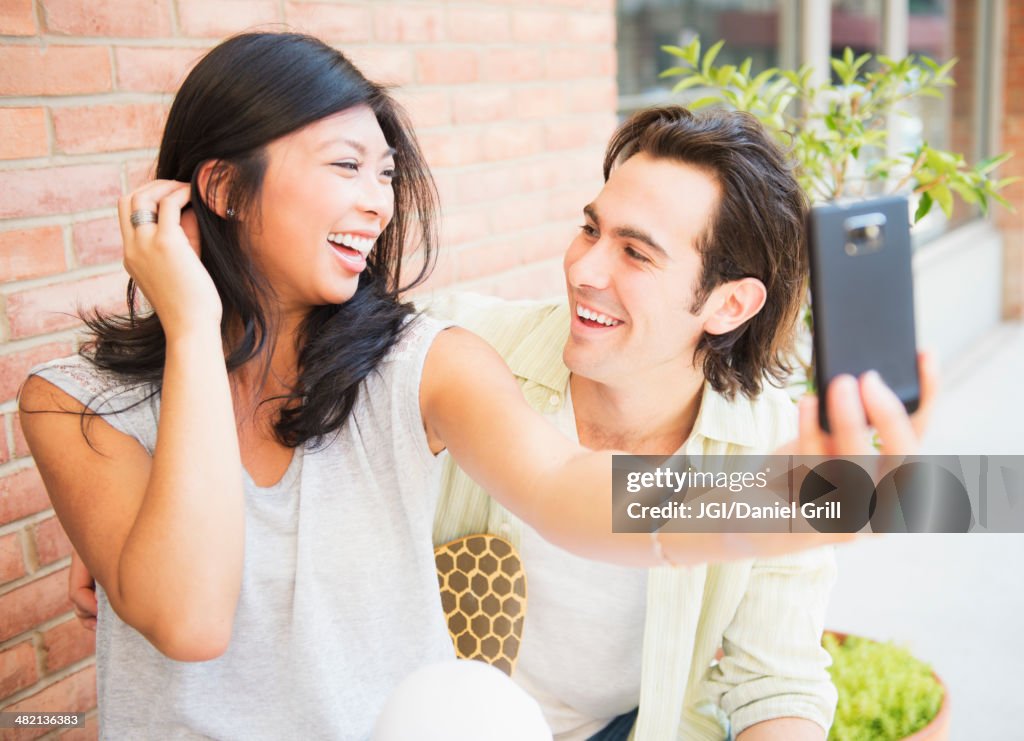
[195,160,234,219]
[702,277,767,336]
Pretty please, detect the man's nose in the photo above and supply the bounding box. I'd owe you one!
[568,241,614,291]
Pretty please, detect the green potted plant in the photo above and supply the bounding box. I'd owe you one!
[658,38,1015,215]
[823,631,948,741]
[658,38,1018,389]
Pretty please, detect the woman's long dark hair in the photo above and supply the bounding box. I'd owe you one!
[82,32,437,447]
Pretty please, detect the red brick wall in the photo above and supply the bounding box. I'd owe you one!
[0,0,616,734]
[999,0,1024,318]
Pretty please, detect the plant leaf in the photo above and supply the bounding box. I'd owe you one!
[914,191,933,222]
[701,39,726,77]
[671,76,707,92]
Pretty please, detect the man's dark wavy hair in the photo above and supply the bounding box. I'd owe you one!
[604,105,807,400]
[81,32,437,447]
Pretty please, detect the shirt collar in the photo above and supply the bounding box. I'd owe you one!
[504,302,572,393]
[508,301,761,449]
[689,380,759,448]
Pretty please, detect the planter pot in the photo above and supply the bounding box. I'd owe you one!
[825,631,950,741]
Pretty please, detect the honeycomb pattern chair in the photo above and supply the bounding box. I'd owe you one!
[434,534,527,676]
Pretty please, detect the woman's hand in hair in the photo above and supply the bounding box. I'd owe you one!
[117,180,222,340]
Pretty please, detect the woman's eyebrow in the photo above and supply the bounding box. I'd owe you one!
[319,138,397,159]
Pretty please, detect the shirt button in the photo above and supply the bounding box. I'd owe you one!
[548,394,560,406]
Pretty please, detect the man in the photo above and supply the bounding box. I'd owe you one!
[430,106,931,740]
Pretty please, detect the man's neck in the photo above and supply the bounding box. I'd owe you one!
[569,366,706,455]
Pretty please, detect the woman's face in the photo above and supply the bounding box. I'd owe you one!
[246,105,396,314]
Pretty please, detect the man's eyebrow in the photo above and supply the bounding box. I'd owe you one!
[319,138,397,159]
[583,203,670,260]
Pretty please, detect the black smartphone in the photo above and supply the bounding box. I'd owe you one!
[806,195,920,431]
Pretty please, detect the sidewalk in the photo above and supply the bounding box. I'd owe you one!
[826,321,1024,739]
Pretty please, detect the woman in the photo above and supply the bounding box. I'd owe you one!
[20,33,903,739]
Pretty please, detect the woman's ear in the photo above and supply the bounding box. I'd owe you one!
[702,277,767,336]
[195,160,235,219]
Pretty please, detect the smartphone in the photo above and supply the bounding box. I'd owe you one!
[806,196,920,431]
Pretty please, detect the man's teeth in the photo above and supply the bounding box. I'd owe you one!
[327,233,375,255]
[576,305,621,327]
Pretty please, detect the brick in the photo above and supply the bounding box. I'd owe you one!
[545,118,598,151]
[432,172,457,209]
[72,218,122,267]
[452,87,516,125]
[0,641,38,698]
[567,12,615,43]
[490,260,564,300]
[115,47,205,93]
[124,159,157,191]
[402,242,454,293]
[0,108,49,161]
[394,88,451,130]
[545,184,597,222]
[452,164,523,205]
[415,49,480,85]
[344,47,414,86]
[0,568,70,642]
[176,0,282,37]
[514,86,569,120]
[59,715,98,740]
[482,48,546,83]
[3,666,96,740]
[53,103,166,156]
[0,532,26,584]
[41,618,95,674]
[0,421,7,466]
[0,343,74,404]
[481,123,544,161]
[442,209,491,247]
[520,222,576,264]
[568,79,617,114]
[0,46,112,96]
[419,129,483,168]
[0,0,36,35]
[374,4,444,43]
[456,238,522,281]
[447,8,510,43]
[0,468,50,527]
[546,47,615,80]
[512,9,566,43]
[516,151,602,193]
[0,164,121,220]
[0,227,66,282]
[4,271,129,340]
[489,193,552,234]
[33,517,73,567]
[42,0,172,37]
[285,2,371,42]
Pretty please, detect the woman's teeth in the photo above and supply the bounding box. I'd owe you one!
[576,305,621,327]
[327,233,374,256]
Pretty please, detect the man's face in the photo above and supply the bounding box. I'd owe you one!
[562,152,723,386]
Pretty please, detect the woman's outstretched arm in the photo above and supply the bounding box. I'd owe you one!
[420,327,933,567]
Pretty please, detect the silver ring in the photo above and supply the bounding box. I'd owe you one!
[130,210,159,228]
